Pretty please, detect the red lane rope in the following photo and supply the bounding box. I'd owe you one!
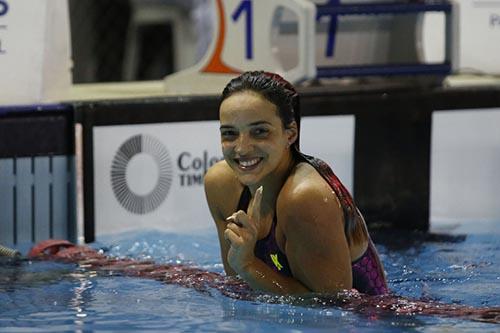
[28,240,500,323]
[28,239,251,299]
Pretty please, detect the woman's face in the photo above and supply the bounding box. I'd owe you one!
[219,90,296,186]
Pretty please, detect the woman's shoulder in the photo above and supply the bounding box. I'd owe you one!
[204,160,243,214]
[204,160,241,191]
[278,162,338,211]
[205,159,232,182]
[276,161,345,239]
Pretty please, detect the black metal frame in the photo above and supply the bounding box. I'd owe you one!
[73,84,500,242]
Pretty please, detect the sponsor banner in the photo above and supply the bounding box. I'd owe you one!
[431,108,500,226]
[92,116,354,236]
[93,121,222,235]
[0,0,71,105]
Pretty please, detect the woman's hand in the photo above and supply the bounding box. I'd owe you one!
[224,186,263,273]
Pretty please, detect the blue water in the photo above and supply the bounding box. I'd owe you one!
[0,222,499,332]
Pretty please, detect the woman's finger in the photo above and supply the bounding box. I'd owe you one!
[233,210,251,228]
[226,212,243,227]
[226,222,241,233]
[226,210,249,228]
[248,186,263,222]
[224,228,242,246]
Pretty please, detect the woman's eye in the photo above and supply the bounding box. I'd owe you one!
[252,128,269,137]
[221,130,237,139]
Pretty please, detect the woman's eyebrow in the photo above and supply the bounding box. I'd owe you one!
[220,121,272,130]
[249,121,272,126]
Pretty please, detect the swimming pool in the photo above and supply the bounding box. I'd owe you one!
[0,221,498,332]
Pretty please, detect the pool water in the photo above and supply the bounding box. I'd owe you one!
[0,222,499,332]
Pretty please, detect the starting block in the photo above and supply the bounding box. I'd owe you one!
[164,0,316,95]
[164,0,457,95]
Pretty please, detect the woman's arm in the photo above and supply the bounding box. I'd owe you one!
[204,162,237,276]
[231,252,311,294]
[206,162,352,294]
[279,180,353,293]
[223,186,311,294]
[226,177,352,294]
[205,165,310,292]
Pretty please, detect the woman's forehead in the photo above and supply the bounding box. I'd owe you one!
[219,91,279,124]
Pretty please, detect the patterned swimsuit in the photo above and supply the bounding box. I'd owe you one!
[237,154,388,295]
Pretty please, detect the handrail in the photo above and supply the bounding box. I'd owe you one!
[316,1,452,17]
[317,62,451,78]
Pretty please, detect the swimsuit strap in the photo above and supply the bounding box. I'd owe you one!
[236,186,252,212]
[236,186,278,232]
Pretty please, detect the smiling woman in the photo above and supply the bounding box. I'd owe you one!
[204,71,388,296]
[219,90,296,187]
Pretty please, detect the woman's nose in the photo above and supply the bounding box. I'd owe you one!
[234,134,253,155]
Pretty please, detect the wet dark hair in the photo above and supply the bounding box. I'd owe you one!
[221,71,301,153]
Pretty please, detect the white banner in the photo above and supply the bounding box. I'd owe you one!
[431,108,500,229]
[92,116,354,236]
[0,0,72,105]
[93,122,222,235]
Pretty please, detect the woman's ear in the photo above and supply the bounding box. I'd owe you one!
[285,121,298,146]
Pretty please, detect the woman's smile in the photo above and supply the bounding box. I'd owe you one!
[235,157,264,171]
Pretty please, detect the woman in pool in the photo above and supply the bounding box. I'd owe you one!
[204,71,388,295]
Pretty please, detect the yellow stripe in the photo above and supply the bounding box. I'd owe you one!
[270,253,283,271]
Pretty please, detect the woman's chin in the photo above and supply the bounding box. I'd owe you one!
[237,176,260,187]
[231,163,264,186]
[235,172,263,187]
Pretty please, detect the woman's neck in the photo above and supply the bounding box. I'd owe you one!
[248,150,296,217]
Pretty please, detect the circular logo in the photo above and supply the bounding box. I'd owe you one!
[110,134,173,214]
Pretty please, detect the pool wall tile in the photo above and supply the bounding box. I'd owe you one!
[0,156,76,247]
[0,159,15,245]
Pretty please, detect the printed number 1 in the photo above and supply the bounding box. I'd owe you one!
[231,0,253,60]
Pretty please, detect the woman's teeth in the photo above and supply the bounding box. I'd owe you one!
[239,158,260,167]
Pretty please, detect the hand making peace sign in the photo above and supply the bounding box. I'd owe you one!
[224,186,263,273]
